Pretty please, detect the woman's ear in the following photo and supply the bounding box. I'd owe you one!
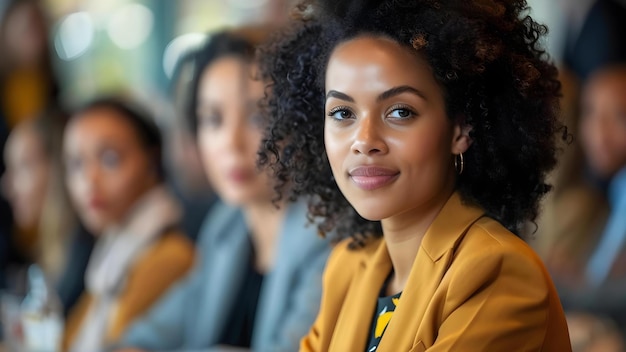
[451,114,473,154]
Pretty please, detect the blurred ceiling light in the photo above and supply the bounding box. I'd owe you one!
[227,0,269,9]
[54,12,95,61]
[163,33,207,79]
[107,3,154,49]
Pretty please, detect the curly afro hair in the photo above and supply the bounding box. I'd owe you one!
[258,0,564,245]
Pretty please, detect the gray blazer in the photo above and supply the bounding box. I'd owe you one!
[118,200,331,351]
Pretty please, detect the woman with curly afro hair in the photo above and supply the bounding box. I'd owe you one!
[258,0,572,350]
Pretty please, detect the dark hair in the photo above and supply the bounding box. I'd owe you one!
[31,105,67,163]
[259,0,565,245]
[187,29,263,134]
[168,49,199,132]
[70,96,165,180]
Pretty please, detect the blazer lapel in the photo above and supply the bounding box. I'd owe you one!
[252,202,317,347]
[191,204,250,346]
[378,192,484,351]
[329,239,392,352]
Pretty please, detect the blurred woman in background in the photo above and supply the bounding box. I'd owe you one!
[0,0,60,289]
[2,108,73,285]
[116,27,330,352]
[61,97,195,352]
[555,64,626,352]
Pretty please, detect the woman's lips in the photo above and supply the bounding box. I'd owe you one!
[348,166,399,190]
[227,168,254,183]
[87,198,107,211]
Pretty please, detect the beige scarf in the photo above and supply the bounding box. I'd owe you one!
[70,186,181,352]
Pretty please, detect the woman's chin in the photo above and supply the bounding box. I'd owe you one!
[352,206,387,222]
[218,190,260,207]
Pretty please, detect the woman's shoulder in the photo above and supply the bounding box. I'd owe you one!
[135,229,196,271]
[122,230,195,299]
[467,217,534,250]
[456,217,550,279]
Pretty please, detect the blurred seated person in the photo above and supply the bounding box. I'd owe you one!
[567,312,625,352]
[2,108,83,289]
[114,28,331,352]
[556,64,626,336]
[0,0,59,289]
[529,69,608,271]
[0,0,58,127]
[61,97,195,352]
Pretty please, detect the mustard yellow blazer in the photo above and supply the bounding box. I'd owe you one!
[301,192,571,352]
[63,230,195,350]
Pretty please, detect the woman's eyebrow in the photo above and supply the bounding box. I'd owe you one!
[377,85,426,102]
[326,90,354,102]
[325,86,426,103]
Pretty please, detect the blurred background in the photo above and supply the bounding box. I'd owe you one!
[39,0,295,107]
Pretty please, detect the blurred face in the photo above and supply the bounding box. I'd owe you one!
[3,2,47,66]
[324,36,469,221]
[580,69,626,179]
[64,109,158,234]
[2,124,49,229]
[196,56,271,205]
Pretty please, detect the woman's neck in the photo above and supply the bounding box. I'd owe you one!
[242,200,287,274]
[381,187,454,296]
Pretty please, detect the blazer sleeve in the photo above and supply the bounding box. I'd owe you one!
[107,232,195,343]
[427,242,569,351]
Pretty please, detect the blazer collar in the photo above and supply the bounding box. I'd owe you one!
[378,192,486,351]
[420,192,485,262]
[359,192,485,268]
[334,192,485,352]
[193,201,249,345]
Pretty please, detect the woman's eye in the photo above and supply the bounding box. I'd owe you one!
[198,112,222,128]
[387,107,415,119]
[328,108,353,120]
[101,149,121,169]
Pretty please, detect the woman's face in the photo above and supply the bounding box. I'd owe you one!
[2,2,47,66]
[324,36,469,221]
[64,109,158,234]
[2,123,50,229]
[580,69,626,179]
[196,56,271,206]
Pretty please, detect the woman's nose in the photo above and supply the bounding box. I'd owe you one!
[351,116,388,156]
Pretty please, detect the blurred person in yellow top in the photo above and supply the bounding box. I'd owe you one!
[61,97,195,352]
[0,0,58,127]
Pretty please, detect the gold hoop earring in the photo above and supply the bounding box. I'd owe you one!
[454,153,464,175]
